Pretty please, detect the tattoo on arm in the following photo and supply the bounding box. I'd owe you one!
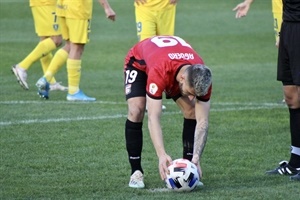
[193,119,209,161]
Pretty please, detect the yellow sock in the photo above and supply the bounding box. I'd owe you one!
[19,38,56,70]
[44,49,68,83]
[67,59,81,95]
[40,53,56,84]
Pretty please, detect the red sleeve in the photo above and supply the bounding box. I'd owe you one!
[146,68,165,99]
[196,84,212,102]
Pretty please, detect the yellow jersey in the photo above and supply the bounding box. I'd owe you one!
[134,0,174,10]
[30,0,56,7]
[272,0,283,14]
[272,0,283,38]
[56,0,93,19]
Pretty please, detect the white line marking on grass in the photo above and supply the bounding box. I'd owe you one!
[0,114,127,126]
[0,100,286,107]
[0,100,126,105]
[211,105,285,112]
[148,188,171,193]
[212,102,285,106]
[0,101,286,126]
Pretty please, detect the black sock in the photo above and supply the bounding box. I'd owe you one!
[125,119,144,175]
[182,118,196,161]
[289,153,300,168]
[288,108,300,168]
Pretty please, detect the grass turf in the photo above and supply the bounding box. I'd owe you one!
[0,0,298,199]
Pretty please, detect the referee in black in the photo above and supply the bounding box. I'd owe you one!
[266,0,300,181]
[233,0,300,181]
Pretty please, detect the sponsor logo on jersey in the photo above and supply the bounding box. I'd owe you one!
[149,83,158,95]
[168,53,194,60]
[57,4,68,10]
[125,84,131,95]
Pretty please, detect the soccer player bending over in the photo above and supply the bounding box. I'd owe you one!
[123,35,212,188]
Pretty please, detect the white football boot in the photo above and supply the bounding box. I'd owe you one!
[50,82,68,91]
[11,65,29,90]
[129,170,145,188]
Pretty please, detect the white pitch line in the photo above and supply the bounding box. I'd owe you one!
[211,102,286,106]
[0,104,286,126]
[148,188,171,193]
[0,100,286,107]
[211,105,285,111]
[0,100,126,105]
[0,114,127,126]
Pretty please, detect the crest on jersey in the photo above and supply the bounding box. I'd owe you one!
[53,24,59,31]
[149,83,158,95]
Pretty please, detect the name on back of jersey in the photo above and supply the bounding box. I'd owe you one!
[168,53,195,60]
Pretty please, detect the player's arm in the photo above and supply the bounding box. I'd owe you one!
[274,14,282,47]
[191,99,210,177]
[233,0,255,18]
[146,95,172,180]
[98,0,116,21]
[272,0,283,47]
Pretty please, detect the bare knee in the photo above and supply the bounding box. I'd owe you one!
[182,107,195,119]
[284,86,300,108]
[69,43,85,59]
[63,41,71,53]
[127,98,146,122]
[128,106,145,122]
[50,35,63,47]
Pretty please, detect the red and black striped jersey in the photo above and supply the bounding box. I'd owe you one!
[124,36,211,101]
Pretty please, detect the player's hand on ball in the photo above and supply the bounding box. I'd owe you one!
[196,163,203,178]
[159,154,172,180]
[191,159,202,178]
[165,159,200,192]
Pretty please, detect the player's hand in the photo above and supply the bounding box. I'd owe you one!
[191,158,202,178]
[275,36,280,48]
[169,0,177,5]
[158,154,172,180]
[232,2,251,19]
[105,8,116,21]
[135,0,147,6]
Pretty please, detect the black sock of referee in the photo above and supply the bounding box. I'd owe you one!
[125,119,144,175]
[288,108,300,168]
[182,118,196,161]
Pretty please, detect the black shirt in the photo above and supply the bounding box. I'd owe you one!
[283,0,300,22]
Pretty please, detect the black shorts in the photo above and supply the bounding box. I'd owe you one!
[124,65,181,101]
[277,22,300,86]
[124,65,147,100]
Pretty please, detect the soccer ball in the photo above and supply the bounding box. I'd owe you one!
[165,158,199,192]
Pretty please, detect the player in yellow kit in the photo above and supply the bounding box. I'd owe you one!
[272,0,285,103]
[272,0,283,47]
[233,0,285,103]
[134,0,177,41]
[36,0,116,101]
[233,0,282,46]
[134,0,178,110]
[12,0,67,91]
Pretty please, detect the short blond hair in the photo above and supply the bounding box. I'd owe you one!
[186,64,212,97]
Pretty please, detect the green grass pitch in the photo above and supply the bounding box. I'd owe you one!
[0,0,299,199]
